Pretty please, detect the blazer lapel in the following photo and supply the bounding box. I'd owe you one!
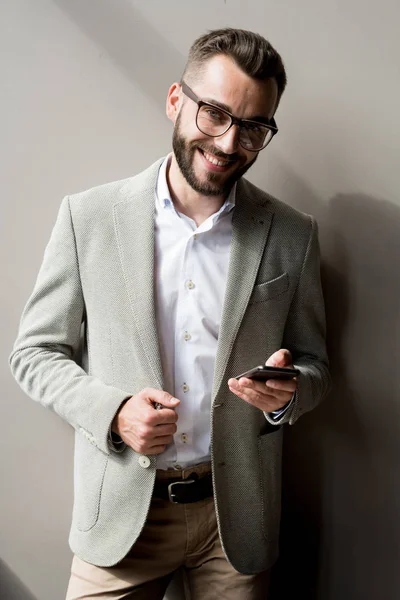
[113,160,164,389]
[212,181,274,401]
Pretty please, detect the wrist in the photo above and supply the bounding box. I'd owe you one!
[111,397,130,435]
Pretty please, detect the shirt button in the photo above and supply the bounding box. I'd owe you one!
[182,383,189,393]
[183,331,191,341]
[193,234,198,240]
[138,456,151,468]
[186,280,195,290]
[181,433,188,443]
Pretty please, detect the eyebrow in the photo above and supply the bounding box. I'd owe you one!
[202,97,272,125]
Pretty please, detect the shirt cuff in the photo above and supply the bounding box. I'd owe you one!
[108,429,126,453]
[109,430,125,444]
[108,397,131,451]
[268,393,295,421]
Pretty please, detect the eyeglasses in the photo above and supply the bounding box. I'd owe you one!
[181,81,278,152]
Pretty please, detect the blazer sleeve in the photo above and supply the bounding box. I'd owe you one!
[264,216,330,426]
[9,196,130,455]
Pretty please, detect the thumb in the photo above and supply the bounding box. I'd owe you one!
[150,390,180,408]
[265,349,292,368]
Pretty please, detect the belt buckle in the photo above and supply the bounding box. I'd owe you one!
[168,478,195,504]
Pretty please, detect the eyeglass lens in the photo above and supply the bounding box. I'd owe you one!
[197,104,272,150]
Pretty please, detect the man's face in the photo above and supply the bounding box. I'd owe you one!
[167,54,278,197]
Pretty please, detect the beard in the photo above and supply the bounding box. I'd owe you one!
[172,113,258,197]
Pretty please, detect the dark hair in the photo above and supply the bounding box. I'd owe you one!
[182,28,287,107]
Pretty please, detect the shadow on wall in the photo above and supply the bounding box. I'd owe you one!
[53,0,184,109]
[271,193,400,599]
[0,559,38,600]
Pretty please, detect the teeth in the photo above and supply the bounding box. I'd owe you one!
[203,151,229,167]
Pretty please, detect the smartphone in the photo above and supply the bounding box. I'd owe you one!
[235,365,299,381]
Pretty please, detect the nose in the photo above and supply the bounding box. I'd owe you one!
[214,124,240,155]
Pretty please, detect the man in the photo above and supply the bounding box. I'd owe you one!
[10,28,329,599]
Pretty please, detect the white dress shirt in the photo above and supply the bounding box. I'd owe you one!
[151,155,292,469]
[154,156,235,470]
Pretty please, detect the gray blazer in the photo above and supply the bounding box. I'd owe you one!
[10,158,330,574]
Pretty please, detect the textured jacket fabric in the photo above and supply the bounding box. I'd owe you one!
[10,158,330,574]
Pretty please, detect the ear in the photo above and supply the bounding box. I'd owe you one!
[166,82,182,124]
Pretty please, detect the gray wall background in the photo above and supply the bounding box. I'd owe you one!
[1,1,399,599]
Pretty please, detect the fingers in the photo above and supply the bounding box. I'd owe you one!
[228,376,294,412]
[238,377,296,396]
[265,348,292,368]
[126,426,174,455]
[265,378,296,394]
[134,430,175,454]
[140,389,180,425]
[228,379,258,405]
[147,407,179,426]
[149,434,174,447]
[154,423,178,436]
[134,420,176,442]
[143,388,180,409]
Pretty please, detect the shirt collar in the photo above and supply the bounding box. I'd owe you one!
[155,154,236,215]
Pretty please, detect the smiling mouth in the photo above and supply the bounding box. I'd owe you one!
[198,148,235,169]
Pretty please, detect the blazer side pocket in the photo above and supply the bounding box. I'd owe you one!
[73,439,108,532]
[249,272,289,304]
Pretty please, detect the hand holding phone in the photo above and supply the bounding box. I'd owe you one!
[228,349,298,413]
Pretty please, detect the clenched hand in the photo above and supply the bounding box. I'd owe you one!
[112,388,180,454]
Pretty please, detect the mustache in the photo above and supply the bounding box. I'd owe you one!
[193,142,240,162]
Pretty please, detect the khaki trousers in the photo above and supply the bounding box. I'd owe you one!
[66,463,270,600]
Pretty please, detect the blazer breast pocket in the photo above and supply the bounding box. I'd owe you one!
[249,272,289,304]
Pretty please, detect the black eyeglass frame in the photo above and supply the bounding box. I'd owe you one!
[180,81,278,152]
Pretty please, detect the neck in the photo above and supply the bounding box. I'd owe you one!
[167,155,226,227]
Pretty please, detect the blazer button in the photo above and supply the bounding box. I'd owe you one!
[138,455,151,468]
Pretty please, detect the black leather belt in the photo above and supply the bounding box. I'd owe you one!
[153,472,213,504]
